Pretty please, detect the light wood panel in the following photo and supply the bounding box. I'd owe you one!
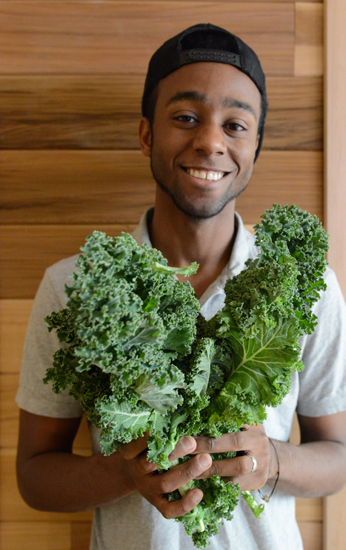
[298,522,323,550]
[0,75,322,151]
[295,2,323,76]
[324,0,346,298]
[0,2,294,75]
[323,0,346,548]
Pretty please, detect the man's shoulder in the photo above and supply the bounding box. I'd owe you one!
[45,254,80,296]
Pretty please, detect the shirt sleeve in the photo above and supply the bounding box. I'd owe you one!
[16,263,83,418]
[297,267,346,417]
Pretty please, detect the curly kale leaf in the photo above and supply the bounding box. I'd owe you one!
[254,204,329,333]
[44,231,200,452]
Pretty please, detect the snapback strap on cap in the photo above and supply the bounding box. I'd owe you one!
[180,49,242,68]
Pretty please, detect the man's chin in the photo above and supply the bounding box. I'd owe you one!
[152,171,248,220]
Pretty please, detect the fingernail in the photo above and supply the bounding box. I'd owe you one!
[198,454,212,468]
[181,436,196,453]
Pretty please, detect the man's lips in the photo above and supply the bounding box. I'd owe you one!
[184,167,228,182]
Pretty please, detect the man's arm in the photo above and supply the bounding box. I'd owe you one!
[16,409,212,517]
[192,410,346,498]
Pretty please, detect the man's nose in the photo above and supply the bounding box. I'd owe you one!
[192,123,227,156]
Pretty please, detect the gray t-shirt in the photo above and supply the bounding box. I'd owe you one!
[16,211,346,550]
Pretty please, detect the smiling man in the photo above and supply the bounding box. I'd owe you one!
[16,24,346,550]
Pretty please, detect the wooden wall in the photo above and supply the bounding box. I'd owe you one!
[0,1,333,549]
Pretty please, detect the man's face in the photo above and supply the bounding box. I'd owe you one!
[140,62,261,220]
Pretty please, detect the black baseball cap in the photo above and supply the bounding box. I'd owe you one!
[142,23,267,161]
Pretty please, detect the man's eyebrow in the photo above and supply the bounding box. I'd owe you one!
[165,91,207,107]
[222,97,258,120]
[165,91,258,120]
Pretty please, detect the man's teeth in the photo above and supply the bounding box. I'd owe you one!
[186,168,224,181]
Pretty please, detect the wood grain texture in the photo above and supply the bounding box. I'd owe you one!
[237,150,323,222]
[0,300,33,373]
[324,1,346,548]
[0,2,294,75]
[0,150,322,227]
[0,224,136,299]
[0,521,71,550]
[0,75,322,151]
[295,3,323,76]
[0,151,154,225]
[324,0,346,300]
[263,77,322,151]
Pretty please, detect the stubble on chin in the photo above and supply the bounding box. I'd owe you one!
[150,158,250,220]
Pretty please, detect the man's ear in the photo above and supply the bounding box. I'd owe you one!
[139,118,152,157]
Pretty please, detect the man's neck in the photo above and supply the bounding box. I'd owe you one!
[149,196,237,299]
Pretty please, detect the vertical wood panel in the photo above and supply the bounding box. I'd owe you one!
[324,0,346,546]
[295,2,323,76]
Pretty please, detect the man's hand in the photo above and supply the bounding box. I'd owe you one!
[192,424,275,491]
[119,435,212,519]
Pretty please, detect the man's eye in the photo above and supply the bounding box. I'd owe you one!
[226,122,245,132]
[174,115,196,123]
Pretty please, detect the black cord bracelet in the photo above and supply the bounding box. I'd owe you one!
[258,438,280,503]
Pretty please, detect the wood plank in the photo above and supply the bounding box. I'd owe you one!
[0,2,294,75]
[0,151,155,225]
[264,77,322,151]
[237,150,323,223]
[0,449,93,523]
[324,0,346,301]
[0,300,33,374]
[0,75,322,151]
[295,3,323,76]
[298,521,323,550]
[0,224,136,299]
[0,75,142,150]
[296,498,323,522]
[0,150,322,227]
[0,521,71,550]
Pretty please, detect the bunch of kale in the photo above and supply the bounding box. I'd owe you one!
[44,204,329,548]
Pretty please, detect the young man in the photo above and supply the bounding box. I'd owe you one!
[16,24,346,550]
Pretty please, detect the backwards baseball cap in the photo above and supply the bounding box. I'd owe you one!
[142,23,267,161]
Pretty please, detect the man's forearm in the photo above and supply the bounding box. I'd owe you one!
[17,450,135,513]
[270,439,346,498]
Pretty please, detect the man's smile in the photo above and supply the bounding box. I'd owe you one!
[184,168,228,181]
